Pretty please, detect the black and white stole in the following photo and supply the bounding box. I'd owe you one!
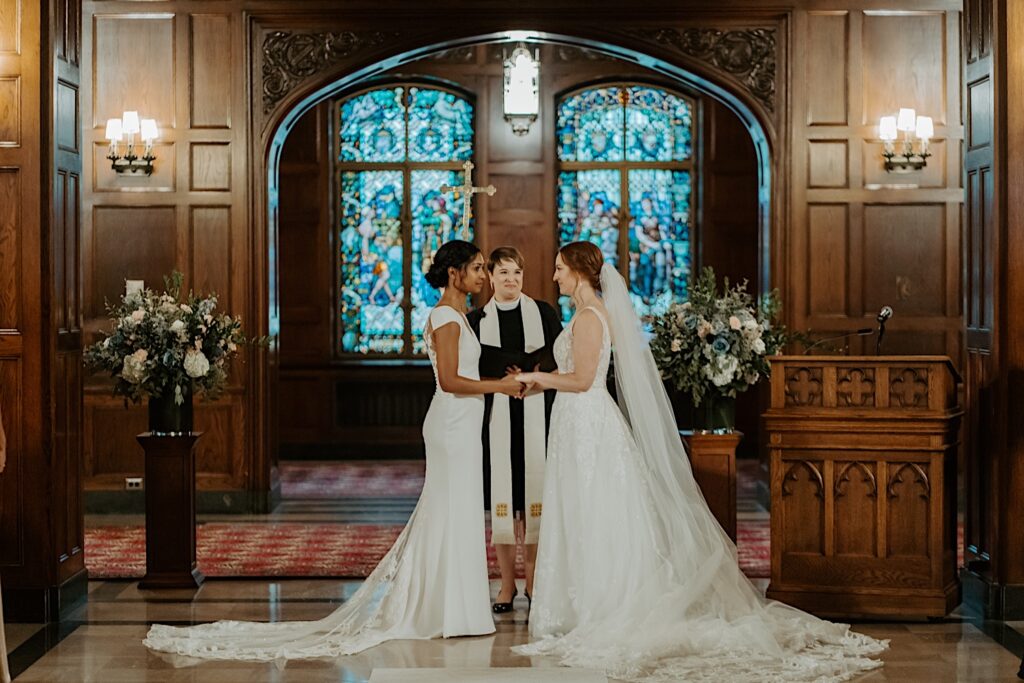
[479,295,546,545]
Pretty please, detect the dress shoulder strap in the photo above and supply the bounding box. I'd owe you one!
[572,305,610,335]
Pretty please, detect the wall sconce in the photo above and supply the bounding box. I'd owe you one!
[879,108,932,173]
[105,111,159,175]
[502,43,540,136]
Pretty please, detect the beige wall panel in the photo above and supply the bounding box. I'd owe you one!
[806,12,848,126]
[863,139,947,188]
[0,169,19,328]
[90,206,176,316]
[0,0,19,54]
[93,15,175,128]
[862,204,946,317]
[190,206,231,308]
[807,204,849,317]
[92,141,175,192]
[190,142,231,191]
[56,80,78,152]
[0,76,20,146]
[190,14,232,128]
[862,12,946,125]
[808,140,848,188]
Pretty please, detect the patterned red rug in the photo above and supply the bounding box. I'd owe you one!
[85,520,771,580]
[85,519,965,581]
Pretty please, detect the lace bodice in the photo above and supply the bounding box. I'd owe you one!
[553,306,611,392]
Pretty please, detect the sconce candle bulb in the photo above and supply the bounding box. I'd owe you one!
[106,110,158,175]
[880,107,931,173]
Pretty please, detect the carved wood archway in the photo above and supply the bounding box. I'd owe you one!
[244,11,791,493]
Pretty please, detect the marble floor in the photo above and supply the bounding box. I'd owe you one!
[3,577,1023,682]
[7,461,1024,681]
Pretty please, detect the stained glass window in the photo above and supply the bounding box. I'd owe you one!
[335,85,475,356]
[556,84,695,320]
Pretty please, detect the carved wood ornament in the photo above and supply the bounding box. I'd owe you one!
[623,28,777,112]
[262,30,401,113]
[260,26,778,118]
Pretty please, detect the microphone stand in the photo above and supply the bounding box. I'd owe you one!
[803,328,874,355]
[876,319,887,355]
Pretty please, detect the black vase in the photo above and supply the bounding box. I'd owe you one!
[694,393,736,434]
[148,387,193,435]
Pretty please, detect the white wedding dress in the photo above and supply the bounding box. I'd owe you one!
[513,266,887,682]
[144,305,494,661]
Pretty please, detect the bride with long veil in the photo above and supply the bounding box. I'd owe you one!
[511,241,887,682]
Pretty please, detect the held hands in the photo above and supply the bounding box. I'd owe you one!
[498,373,526,398]
[514,371,542,394]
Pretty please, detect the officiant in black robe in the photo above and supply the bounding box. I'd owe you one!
[467,247,562,611]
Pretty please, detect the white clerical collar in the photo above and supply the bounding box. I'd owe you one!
[494,296,522,311]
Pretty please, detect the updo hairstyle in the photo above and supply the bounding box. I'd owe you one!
[425,240,482,289]
[558,241,603,292]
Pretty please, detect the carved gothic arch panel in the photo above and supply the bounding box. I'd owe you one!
[252,21,782,145]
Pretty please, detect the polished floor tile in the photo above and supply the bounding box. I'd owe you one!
[6,579,1024,682]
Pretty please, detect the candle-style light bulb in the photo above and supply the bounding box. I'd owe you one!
[121,111,140,135]
[915,116,933,141]
[896,108,917,132]
[878,116,898,141]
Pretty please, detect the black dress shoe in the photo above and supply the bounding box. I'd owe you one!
[492,588,518,614]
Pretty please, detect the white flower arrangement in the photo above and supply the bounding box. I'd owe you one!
[650,267,788,406]
[85,272,262,405]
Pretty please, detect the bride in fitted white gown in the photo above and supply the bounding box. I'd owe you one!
[145,241,520,662]
[513,242,887,682]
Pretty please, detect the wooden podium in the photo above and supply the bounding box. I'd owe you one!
[763,357,961,618]
[137,433,205,590]
[681,431,741,541]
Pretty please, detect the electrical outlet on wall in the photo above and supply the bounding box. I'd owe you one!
[125,477,143,490]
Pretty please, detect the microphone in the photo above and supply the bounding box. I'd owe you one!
[803,328,874,355]
[875,306,893,354]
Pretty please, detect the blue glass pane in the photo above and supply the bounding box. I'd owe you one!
[410,169,468,353]
[408,87,473,162]
[339,88,406,162]
[338,171,405,353]
[557,169,621,320]
[557,87,625,162]
[627,169,691,318]
[625,87,693,162]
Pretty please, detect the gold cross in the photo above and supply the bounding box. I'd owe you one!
[440,160,496,240]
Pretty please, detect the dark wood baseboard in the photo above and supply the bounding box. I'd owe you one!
[962,569,1024,620]
[86,487,280,515]
[767,580,961,620]
[2,569,89,623]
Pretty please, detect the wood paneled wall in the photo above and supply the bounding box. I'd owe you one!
[80,7,253,504]
[789,7,963,361]
[960,0,1024,619]
[72,1,963,515]
[275,47,761,456]
[0,0,87,621]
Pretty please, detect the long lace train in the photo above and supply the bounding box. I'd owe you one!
[510,265,887,682]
